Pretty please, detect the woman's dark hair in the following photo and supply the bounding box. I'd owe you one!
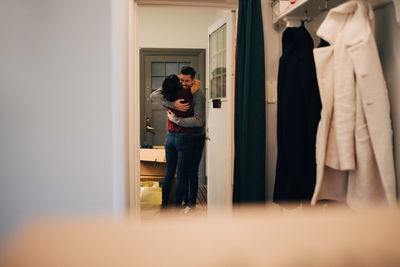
[161,74,181,102]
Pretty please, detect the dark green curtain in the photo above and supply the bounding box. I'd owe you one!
[233,0,266,203]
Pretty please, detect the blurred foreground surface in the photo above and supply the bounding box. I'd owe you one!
[1,204,400,266]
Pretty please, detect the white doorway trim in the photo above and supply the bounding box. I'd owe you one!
[128,0,141,218]
[127,0,238,217]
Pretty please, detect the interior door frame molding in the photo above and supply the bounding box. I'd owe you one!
[128,0,140,218]
[129,2,238,218]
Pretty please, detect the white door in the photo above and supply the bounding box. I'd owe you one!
[206,11,237,214]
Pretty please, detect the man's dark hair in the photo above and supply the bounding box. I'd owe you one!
[161,74,181,102]
[180,66,196,79]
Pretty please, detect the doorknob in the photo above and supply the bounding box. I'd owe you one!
[145,117,156,133]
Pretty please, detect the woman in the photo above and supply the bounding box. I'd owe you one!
[158,74,197,208]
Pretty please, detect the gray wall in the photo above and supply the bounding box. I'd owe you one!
[262,1,280,200]
[262,2,400,200]
[375,3,400,196]
[0,0,127,244]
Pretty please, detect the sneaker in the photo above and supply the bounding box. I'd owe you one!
[181,200,188,207]
[183,206,191,214]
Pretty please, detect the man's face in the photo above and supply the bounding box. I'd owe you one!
[179,74,193,89]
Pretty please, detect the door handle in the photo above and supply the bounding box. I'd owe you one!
[145,117,156,133]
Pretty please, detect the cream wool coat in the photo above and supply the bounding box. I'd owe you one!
[311,1,397,209]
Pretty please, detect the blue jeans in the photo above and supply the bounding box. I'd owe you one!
[184,134,205,206]
[162,132,193,206]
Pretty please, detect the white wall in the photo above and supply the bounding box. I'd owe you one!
[0,0,127,243]
[138,6,228,49]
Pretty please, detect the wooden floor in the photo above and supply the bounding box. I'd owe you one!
[140,183,208,220]
[197,185,207,208]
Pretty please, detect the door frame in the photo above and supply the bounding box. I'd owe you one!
[128,0,238,217]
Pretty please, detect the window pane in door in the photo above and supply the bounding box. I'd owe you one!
[217,28,223,51]
[151,76,164,90]
[222,26,226,51]
[166,63,178,75]
[211,77,217,98]
[151,62,165,76]
[217,54,223,74]
[222,74,226,97]
[209,24,227,99]
[210,34,216,57]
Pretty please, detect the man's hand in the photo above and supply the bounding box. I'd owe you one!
[174,99,190,112]
[168,110,177,121]
[192,79,201,90]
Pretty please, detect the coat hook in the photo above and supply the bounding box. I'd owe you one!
[394,0,400,23]
[301,9,312,23]
[319,0,329,11]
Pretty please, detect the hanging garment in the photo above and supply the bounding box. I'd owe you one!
[312,1,397,209]
[273,25,322,204]
[233,0,266,203]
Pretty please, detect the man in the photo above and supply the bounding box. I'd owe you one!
[151,66,205,208]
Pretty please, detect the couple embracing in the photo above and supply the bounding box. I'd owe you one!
[150,66,205,209]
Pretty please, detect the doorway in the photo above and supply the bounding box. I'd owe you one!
[131,3,238,216]
[139,48,206,213]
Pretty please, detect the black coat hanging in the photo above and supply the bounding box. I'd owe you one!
[273,26,322,204]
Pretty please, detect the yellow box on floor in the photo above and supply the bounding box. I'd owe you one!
[140,181,162,207]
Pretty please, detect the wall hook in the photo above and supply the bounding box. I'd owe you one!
[301,9,312,23]
[394,0,400,23]
[319,0,329,11]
